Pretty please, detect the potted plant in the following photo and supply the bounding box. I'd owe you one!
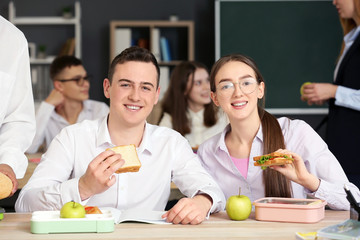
[37,45,47,59]
[62,6,72,19]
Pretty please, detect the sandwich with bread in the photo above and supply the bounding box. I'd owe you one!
[0,172,13,200]
[84,206,102,214]
[107,144,141,173]
[253,151,294,169]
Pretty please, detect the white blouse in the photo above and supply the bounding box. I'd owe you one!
[159,109,228,148]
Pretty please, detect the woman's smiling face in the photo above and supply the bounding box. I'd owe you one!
[211,61,264,121]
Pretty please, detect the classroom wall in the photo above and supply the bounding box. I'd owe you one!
[0,0,329,139]
[0,0,215,103]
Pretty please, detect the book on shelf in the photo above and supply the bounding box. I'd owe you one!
[59,38,75,56]
[28,42,36,60]
[137,38,149,50]
[159,66,170,100]
[160,37,171,62]
[151,28,161,61]
[115,28,131,55]
[67,38,75,56]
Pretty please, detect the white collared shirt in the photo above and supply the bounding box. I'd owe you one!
[15,116,225,213]
[159,109,228,148]
[26,100,109,153]
[197,117,360,210]
[0,16,35,178]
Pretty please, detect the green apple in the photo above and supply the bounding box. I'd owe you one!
[60,201,86,218]
[300,82,312,95]
[226,188,252,221]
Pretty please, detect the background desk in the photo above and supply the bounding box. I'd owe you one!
[0,210,349,239]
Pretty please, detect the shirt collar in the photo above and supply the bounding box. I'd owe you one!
[52,100,91,121]
[217,124,230,152]
[95,116,153,155]
[187,108,204,117]
[217,122,264,152]
[137,122,153,155]
[255,123,264,143]
[82,100,92,113]
[344,25,360,47]
[96,115,112,148]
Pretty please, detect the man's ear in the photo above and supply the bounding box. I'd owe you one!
[211,91,220,106]
[53,81,63,92]
[103,78,111,99]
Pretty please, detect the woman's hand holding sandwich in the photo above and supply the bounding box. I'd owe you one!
[270,149,321,192]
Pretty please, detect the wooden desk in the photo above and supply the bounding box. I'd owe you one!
[0,210,349,239]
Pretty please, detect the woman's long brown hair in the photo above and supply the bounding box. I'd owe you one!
[160,61,218,136]
[338,0,360,56]
[210,54,292,198]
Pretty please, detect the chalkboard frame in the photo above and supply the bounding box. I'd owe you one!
[215,0,342,114]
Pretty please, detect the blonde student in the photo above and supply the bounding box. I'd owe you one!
[198,54,360,210]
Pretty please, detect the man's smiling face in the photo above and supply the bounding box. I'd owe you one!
[104,61,160,127]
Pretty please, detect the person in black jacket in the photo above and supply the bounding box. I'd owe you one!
[301,0,360,187]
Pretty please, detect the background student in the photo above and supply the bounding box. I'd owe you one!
[26,56,109,154]
[301,0,360,187]
[198,54,360,210]
[158,61,228,150]
[15,47,225,225]
[0,15,35,196]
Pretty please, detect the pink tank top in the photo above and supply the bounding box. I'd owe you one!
[230,156,249,179]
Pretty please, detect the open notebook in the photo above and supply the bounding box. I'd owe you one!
[101,207,171,225]
[317,219,360,239]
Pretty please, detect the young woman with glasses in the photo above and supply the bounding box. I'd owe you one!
[197,54,360,210]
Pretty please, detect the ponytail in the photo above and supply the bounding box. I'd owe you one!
[259,107,293,198]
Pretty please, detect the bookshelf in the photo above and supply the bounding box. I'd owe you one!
[109,20,194,66]
[9,1,81,61]
[8,1,81,106]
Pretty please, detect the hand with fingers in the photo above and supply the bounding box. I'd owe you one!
[162,194,213,225]
[45,89,65,108]
[301,83,337,106]
[78,150,125,200]
[270,149,321,192]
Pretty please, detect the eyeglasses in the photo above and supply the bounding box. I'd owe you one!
[216,78,258,96]
[56,75,92,86]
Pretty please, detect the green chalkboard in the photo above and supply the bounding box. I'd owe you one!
[216,0,343,111]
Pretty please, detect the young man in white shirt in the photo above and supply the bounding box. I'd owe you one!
[15,46,225,225]
[26,56,109,153]
[0,15,35,197]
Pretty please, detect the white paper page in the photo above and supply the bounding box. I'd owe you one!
[100,207,171,225]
